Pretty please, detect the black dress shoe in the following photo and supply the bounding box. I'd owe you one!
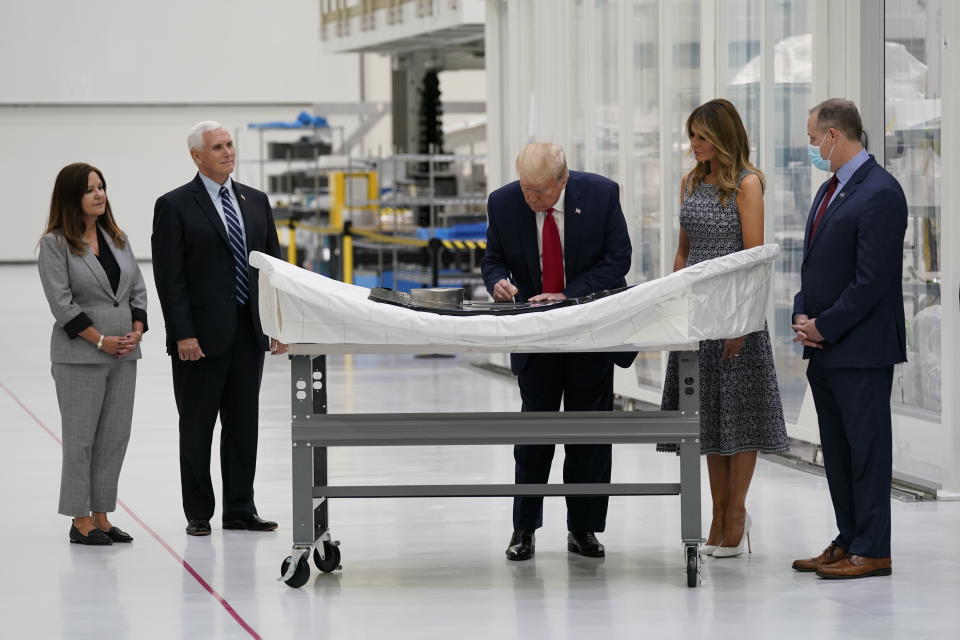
[568,531,605,557]
[69,523,113,546]
[506,529,535,561]
[222,514,278,531]
[186,519,212,536]
[102,526,133,543]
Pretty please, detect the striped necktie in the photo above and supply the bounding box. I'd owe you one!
[219,186,250,305]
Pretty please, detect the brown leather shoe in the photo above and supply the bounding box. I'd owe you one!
[792,543,847,572]
[816,555,892,579]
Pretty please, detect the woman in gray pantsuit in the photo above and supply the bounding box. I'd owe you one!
[38,163,148,546]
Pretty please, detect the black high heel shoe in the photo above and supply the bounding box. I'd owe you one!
[69,522,113,545]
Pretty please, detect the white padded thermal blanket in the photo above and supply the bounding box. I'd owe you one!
[250,244,779,354]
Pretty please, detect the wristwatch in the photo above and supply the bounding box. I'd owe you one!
[96,334,105,350]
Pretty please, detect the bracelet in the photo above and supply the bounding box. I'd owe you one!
[96,334,105,350]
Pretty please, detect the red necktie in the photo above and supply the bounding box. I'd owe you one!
[541,207,564,293]
[808,175,839,246]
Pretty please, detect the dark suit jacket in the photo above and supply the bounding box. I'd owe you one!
[793,156,907,368]
[480,170,635,374]
[152,174,282,357]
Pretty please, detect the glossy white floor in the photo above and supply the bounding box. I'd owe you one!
[3,263,959,640]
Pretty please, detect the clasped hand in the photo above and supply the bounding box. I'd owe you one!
[108,331,142,358]
[791,314,824,349]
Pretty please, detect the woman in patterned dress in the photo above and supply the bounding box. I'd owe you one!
[660,99,789,558]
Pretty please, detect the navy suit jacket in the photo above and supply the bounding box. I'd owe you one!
[481,170,636,374]
[152,174,282,358]
[793,156,907,368]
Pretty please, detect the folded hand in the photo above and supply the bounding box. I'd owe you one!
[791,315,824,348]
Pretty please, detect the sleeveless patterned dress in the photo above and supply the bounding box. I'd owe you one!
[659,170,789,456]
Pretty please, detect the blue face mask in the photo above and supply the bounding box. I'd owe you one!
[808,135,836,171]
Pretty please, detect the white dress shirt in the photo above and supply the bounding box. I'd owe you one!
[199,172,248,251]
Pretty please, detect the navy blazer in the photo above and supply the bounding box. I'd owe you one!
[152,174,282,358]
[793,156,907,368]
[481,170,635,374]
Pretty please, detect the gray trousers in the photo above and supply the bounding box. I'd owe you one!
[52,360,137,517]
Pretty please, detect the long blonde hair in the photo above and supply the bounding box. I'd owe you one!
[684,99,765,206]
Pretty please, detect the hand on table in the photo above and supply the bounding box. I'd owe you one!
[528,292,567,302]
[721,336,745,360]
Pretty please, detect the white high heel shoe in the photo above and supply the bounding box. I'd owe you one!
[702,516,727,555]
[712,513,752,558]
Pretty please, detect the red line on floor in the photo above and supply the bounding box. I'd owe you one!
[0,380,263,640]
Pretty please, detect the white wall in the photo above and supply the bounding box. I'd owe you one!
[0,0,361,261]
[0,0,358,104]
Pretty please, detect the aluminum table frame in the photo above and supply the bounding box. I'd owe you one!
[279,348,703,588]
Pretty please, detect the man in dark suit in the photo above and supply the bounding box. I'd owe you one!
[153,121,287,536]
[791,99,907,579]
[481,142,635,561]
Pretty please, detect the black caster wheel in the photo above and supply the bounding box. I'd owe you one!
[313,541,341,573]
[281,554,310,588]
[686,546,699,588]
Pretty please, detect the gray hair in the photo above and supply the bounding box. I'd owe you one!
[516,142,568,183]
[187,121,226,151]
[809,99,863,142]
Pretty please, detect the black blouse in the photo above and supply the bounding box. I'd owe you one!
[95,225,121,294]
[62,226,148,339]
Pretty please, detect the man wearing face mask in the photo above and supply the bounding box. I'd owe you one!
[790,99,907,579]
[481,142,635,561]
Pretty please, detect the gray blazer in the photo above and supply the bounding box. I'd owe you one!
[38,230,148,364]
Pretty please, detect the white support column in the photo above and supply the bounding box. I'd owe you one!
[715,0,729,98]
[758,0,778,335]
[564,1,582,168]
[657,0,678,282]
[583,0,598,172]
[840,0,861,98]
[699,0,717,101]
[618,0,637,279]
[856,0,885,162]
[758,0,776,241]
[484,0,506,189]
[656,0,678,391]
[811,0,830,104]
[811,0,885,211]
[810,0,833,200]
[555,0,574,158]
[937,0,960,499]
[541,0,569,148]
[509,0,528,160]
